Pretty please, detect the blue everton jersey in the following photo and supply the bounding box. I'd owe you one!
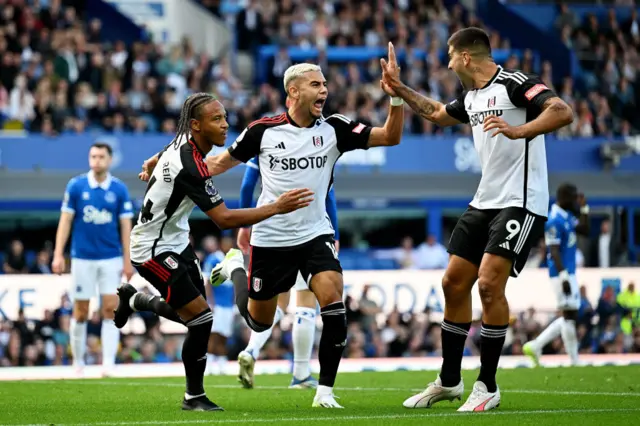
[61,172,134,260]
[545,204,578,277]
[203,251,234,308]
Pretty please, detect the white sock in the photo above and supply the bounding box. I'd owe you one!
[293,307,316,380]
[217,355,228,374]
[316,384,333,396]
[70,318,87,367]
[101,319,120,369]
[207,354,216,365]
[245,306,284,358]
[561,319,579,365]
[532,317,564,350]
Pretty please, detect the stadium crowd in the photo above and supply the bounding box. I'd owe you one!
[0,0,637,137]
[1,279,639,367]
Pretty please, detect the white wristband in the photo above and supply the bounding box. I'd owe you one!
[390,97,404,106]
[580,205,590,215]
[559,270,570,282]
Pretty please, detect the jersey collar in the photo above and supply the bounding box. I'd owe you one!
[477,65,502,91]
[551,203,569,219]
[286,111,319,128]
[189,137,207,156]
[87,170,112,190]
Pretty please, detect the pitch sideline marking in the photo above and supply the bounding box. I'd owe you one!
[23,380,640,397]
[13,408,640,426]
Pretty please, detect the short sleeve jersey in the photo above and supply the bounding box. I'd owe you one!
[228,112,371,247]
[130,137,224,262]
[445,66,557,217]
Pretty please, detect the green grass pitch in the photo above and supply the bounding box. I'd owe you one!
[1,366,639,425]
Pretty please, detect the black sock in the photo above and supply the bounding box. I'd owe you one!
[439,319,471,387]
[477,323,508,393]
[231,269,271,332]
[182,308,213,397]
[318,301,347,387]
[133,293,184,324]
[231,269,250,318]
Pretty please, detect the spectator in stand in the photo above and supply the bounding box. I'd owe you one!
[414,235,448,270]
[29,249,52,274]
[3,239,28,274]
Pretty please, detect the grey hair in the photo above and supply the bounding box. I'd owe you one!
[283,63,322,93]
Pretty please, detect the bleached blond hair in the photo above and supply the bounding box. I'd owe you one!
[283,63,322,93]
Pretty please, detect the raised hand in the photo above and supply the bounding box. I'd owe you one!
[380,41,402,96]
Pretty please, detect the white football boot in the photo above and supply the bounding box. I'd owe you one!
[237,350,255,389]
[312,387,343,408]
[403,375,463,408]
[457,381,501,412]
[210,248,245,287]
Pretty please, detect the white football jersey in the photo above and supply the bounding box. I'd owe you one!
[445,66,555,217]
[228,112,372,247]
[130,137,223,263]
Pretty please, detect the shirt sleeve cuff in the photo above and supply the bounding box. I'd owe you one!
[61,207,75,214]
[119,212,134,219]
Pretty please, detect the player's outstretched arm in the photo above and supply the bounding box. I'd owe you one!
[394,84,461,127]
[367,93,404,148]
[206,151,242,176]
[381,42,461,128]
[204,188,314,230]
[509,97,574,140]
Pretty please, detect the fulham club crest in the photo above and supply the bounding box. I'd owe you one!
[163,256,178,270]
[487,96,496,108]
[312,136,323,148]
[252,277,262,292]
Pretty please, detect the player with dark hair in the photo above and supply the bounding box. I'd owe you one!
[523,183,590,366]
[205,44,404,408]
[382,28,574,411]
[53,141,134,377]
[113,93,313,411]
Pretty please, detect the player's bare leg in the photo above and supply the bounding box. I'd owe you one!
[100,294,120,376]
[244,291,289,358]
[174,296,222,411]
[70,300,90,375]
[309,270,346,408]
[237,291,288,388]
[290,289,318,389]
[404,255,476,408]
[457,253,509,412]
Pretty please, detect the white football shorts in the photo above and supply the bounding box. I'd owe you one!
[211,306,234,337]
[551,274,580,311]
[71,257,123,301]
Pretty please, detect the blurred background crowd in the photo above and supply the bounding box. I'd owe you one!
[0,0,638,137]
[1,278,639,367]
[2,234,639,367]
